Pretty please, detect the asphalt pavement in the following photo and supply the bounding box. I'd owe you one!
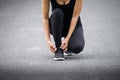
[0,0,120,80]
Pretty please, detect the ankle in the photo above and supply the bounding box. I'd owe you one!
[55,47,63,53]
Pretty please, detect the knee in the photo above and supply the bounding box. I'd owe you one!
[73,43,85,54]
[52,8,64,17]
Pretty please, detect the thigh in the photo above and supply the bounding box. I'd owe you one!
[49,8,64,35]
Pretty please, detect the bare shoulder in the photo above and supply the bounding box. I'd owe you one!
[42,0,50,8]
[74,0,82,8]
[72,0,82,17]
[42,0,50,3]
[75,0,82,3]
[42,0,50,18]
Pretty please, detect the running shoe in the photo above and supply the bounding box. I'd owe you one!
[64,50,75,56]
[54,48,65,61]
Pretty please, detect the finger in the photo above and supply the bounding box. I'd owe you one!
[60,44,62,48]
[60,43,65,49]
[50,43,55,49]
[50,47,56,53]
[64,48,68,51]
[60,44,63,49]
[50,48,55,53]
[62,45,67,50]
[51,46,55,50]
[51,45,57,52]
[60,43,64,48]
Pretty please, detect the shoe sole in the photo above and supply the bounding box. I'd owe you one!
[54,58,65,61]
[64,53,75,56]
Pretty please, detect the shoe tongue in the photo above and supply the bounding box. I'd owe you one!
[56,48,63,53]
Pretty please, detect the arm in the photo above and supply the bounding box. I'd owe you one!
[66,0,83,40]
[42,0,56,52]
[60,0,83,50]
[42,0,50,41]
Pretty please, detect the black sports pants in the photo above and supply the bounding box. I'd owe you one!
[49,8,85,53]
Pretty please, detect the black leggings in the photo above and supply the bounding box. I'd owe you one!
[49,8,85,53]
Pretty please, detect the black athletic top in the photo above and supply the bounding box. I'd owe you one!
[50,0,76,19]
[50,0,82,36]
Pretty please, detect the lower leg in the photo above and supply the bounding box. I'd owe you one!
[49,8,64,48]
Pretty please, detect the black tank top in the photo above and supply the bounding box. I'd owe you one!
[50,0,82,32]
[50,0,76,19]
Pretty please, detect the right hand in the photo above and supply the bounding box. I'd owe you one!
[47,40,57,53]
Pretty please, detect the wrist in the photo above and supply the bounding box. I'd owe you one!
[65,37,70,42]
[66,35,71,40]
[46,37,51,42]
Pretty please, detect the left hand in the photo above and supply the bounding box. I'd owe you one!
[60,38,69,51]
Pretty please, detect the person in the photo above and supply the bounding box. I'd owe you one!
[42,0,85,61]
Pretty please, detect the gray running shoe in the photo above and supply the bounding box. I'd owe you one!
[64,50,75,56]
[54,48,65,61]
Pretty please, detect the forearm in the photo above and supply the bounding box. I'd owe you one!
[42,0,50,41]
[42,19,51,41]
[66,0,82,40]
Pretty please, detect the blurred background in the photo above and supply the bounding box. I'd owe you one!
[0,0,120,80]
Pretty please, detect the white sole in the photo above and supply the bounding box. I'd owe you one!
[64,52,75,56]
[54,58,65,61]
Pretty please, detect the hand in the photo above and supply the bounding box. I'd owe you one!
[60,38,69,51]
[47,40,57,53]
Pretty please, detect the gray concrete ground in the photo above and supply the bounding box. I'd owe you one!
[0,0,120,80]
